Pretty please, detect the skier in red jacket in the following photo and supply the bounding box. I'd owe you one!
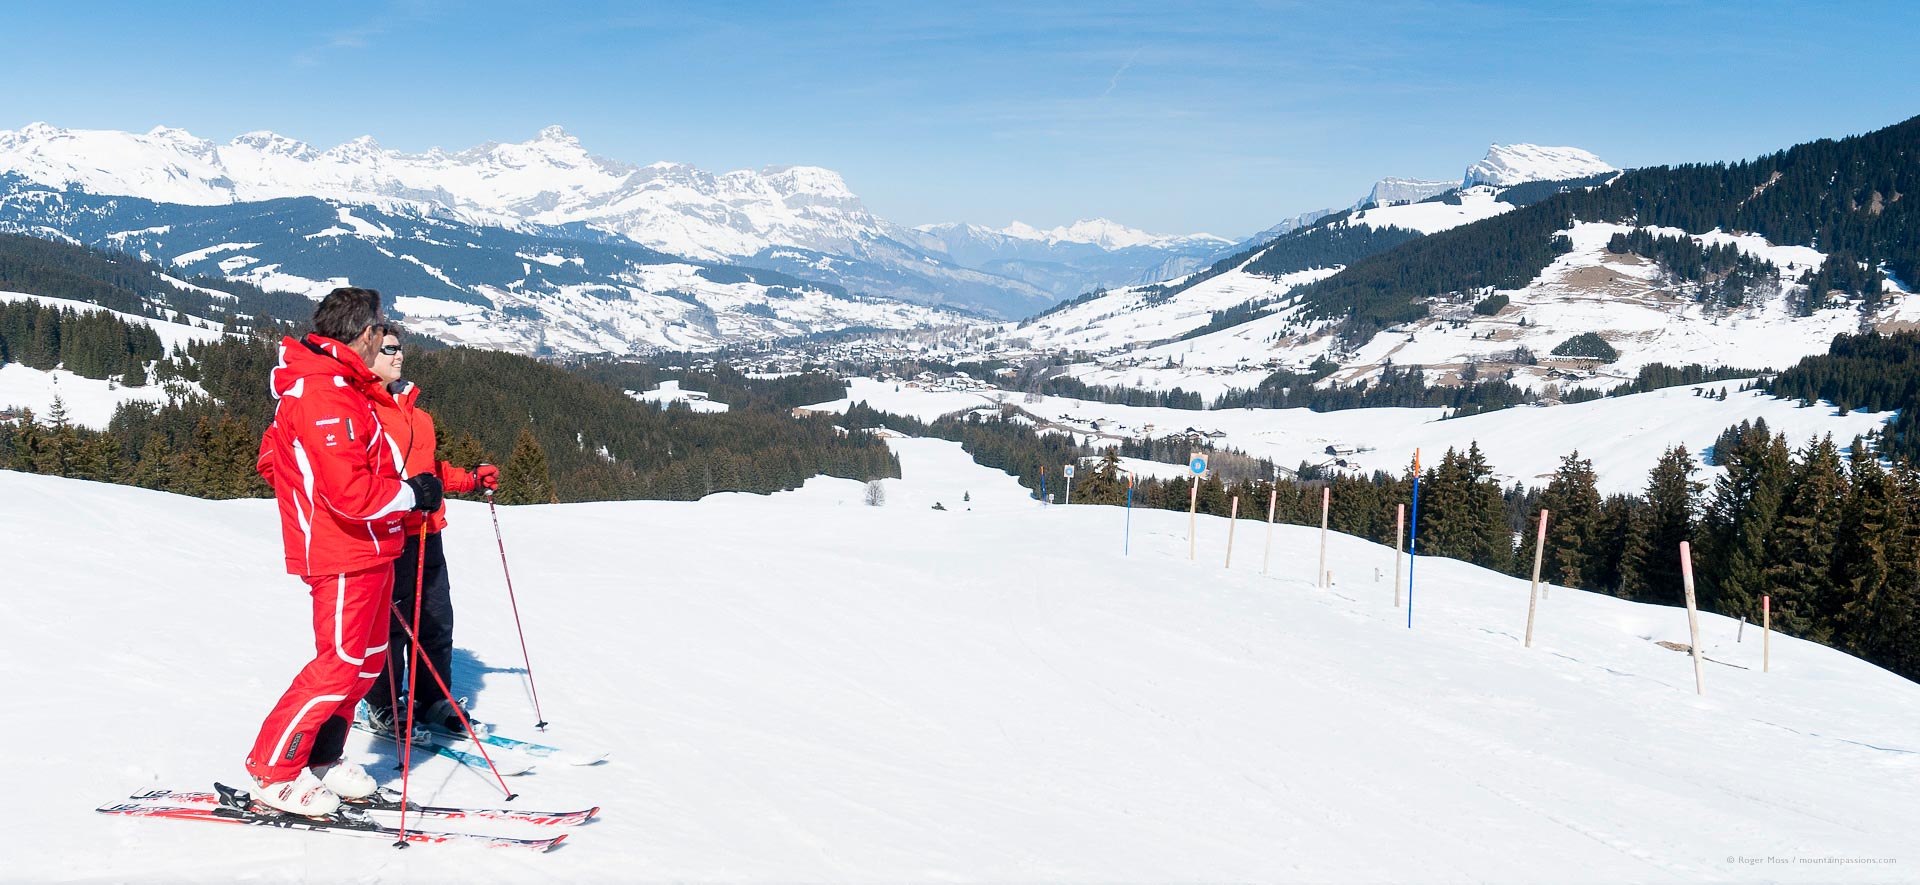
[247,287,444,816]
[362,326,499,737]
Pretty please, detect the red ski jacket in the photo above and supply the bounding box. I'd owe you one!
[371,381,476,535]
[256,334,416,576]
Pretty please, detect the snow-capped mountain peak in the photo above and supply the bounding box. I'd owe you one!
[1463,144,1615,188]
[990,218,1225,250]
[534,124,580,145]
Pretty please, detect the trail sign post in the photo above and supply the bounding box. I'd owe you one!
[1187,454,1208,561]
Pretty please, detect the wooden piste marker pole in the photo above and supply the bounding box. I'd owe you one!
[1317,486,1330,589]
[1680,541,1704,696]
[1261,487,1278,576]
[1763,595,1771,673]
[1394,503,1404,608]
[1524,509,1548,648]
[1188,479,1199,561]
[1225,496,1239,567]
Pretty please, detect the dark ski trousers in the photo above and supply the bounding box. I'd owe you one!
[369,532,455,718]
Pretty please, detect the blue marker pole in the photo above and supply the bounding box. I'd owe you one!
[1407,449,1422,629]
[1124,473,1134,555]
[1041,466,1048,506]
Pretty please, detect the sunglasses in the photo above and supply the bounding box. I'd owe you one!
[379,344,403,356]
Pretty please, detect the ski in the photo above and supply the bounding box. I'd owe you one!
[126,787,597,827]
[97,785,565,851]
[462,730,609,766]
[353,721,537,776]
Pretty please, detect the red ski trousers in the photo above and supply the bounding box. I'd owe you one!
[245,565,394,783]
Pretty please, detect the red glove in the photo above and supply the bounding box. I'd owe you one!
[473,463,500,491]
[437,461,477,495]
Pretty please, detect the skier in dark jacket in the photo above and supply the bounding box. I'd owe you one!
[362,326,499,736]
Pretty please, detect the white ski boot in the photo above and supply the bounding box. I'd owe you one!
[312,758,378,800]
[250,768,340,816]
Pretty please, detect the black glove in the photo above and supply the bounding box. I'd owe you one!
[405,473,444,512]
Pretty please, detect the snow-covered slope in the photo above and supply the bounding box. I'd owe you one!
[810,377,1893,496]
[7,437,1917,881]
[996,265,1339,355]
[1344,185,1516,233]
[987,143,1614,358]
[1158,220,1912,399]
[981,190,1515,361]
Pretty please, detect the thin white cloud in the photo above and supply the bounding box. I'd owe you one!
[293,0,442,67]
[1099,50,1140,99]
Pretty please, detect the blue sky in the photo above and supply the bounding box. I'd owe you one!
[4,0,1916,237]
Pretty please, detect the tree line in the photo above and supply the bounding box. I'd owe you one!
[0,300,165,384]
[0,332,900,504]
[1764,330,1920,463]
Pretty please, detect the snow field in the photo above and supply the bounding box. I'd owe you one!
[812,377,1893,496]
[3,436,1917,881]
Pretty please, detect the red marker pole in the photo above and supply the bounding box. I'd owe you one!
[1317,486,1330,588]
[1524,509,1548,648]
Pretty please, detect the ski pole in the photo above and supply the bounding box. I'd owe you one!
[488,491,548,730]
[395,521,430,848]
[384,633,405,768]
[387,596,519,802]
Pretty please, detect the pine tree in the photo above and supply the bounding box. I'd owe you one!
[72,432,121,484]
[1764,436,1846,640]
[1829,438,1897,655]
[38,397,79,477]
[129,432,177,492]
[1462,442,1511,569]
[1840,462,1920,675]
[437,430,491,473]
[1698,427,1791,617]
[1621,445,1702,604]
[6,408,44,472]
[1529,451,1602,589]
[500,427,557,505]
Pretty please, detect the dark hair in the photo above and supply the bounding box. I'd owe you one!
[312,287,383,344]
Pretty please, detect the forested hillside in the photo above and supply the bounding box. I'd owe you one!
[1289,115,1920,341]
[0,233,900,502]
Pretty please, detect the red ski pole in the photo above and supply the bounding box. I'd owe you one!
[394,521,430,848]
[386,598,518,801]
[487,491,548,730]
